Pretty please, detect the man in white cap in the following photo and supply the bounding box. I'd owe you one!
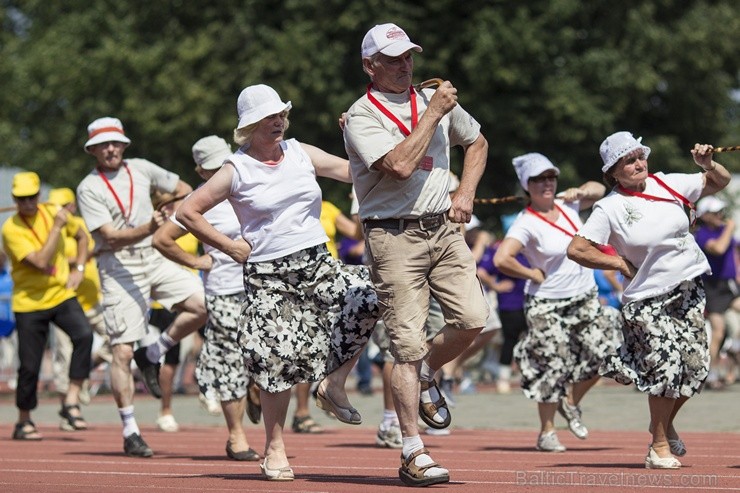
[76,117,207,458]
[694,195,737,389]
[343,23,490,486]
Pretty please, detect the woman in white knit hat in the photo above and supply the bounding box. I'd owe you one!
[494,152,619,453]
[176,85,378,481]
[567,132,731,469]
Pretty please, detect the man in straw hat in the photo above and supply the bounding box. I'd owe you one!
[343,23,489,486]
[2,172,94,441]
[76,117,206,458]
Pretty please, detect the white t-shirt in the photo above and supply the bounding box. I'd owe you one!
[505,200,596,299]
[226,138,328,262]
[77,158,179,252]
[171,194,243,296]
[576,172,709,303]
[344,86,481,220]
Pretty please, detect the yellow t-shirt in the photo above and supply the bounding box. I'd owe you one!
[61,216,101,312]
[320,200,341,259]
[1,205,79,312]
[150,232,200,310]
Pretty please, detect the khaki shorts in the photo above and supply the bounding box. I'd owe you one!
[365,220,489,362]
[97,246,204,346]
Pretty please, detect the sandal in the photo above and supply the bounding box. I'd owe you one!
[292,415,323,434]
[12,420,43,441]
[59,404,88,431]
[246,381,262,425]
[315,386,361,425]
[225,441,261,461]
[398,447,449,487]
[419,380,452,429]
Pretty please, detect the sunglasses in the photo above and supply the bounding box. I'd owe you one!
[528,175,558,184]
[15,194,39,203]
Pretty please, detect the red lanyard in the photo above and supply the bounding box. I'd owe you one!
[97,163,134,225]
[19,206,51,245]
[366,84,418,136]
[526,203,578,238]
[618,174,695,225]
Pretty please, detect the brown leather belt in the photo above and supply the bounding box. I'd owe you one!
[364,212,447,232]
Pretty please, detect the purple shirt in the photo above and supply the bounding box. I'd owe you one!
[479,245,528,311]
[694,225,737,280]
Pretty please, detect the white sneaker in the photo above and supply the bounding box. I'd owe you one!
[496,379,512,394]
[199,393,221,416]
[376,423,402,448]
[156,414,179,432]
[557,397,588,439]
[537,431,566,452]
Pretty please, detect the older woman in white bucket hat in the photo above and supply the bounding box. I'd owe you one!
[567,132,731,469]
[176,85,378,481]
[494,152,619,453]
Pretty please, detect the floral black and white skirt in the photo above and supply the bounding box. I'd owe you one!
[239,244,378,393]
[515,288,621,403]
[195,292,247,402]
[600,278,709,399]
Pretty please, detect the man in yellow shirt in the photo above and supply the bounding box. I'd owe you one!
[1,172,93,440]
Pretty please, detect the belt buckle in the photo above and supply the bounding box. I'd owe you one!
[419,214,441,231]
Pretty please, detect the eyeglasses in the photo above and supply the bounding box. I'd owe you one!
[528,175,558,184]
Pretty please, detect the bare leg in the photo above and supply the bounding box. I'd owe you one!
[164,294,207,342]
[707,313,726,387]
[110,343,135,409]
[426,326,483,372]
[293,382,313,419]
[382,361,395,412]
[538,402,558,433]
[159,363,176,417]
[392,360,422,438]
[570,375,600,406]
[648,395,678,458]
[316,351,363,410]
[261,388,292,468]
[222,397,252,451]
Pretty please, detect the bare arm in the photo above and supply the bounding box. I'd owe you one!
[176,164,251,264]
[334,211,362,240]
[152,220,213,271]
[493,237,545,284]
[559,181,607,210]
[567,235,637,279]
[66,223,89,290]
[692,144,731,198]
[704,219,736,256]
[373,81,458,180]
[23,207,68,271]
[97,212,166,250]
[301,143,352,183]
[450,134,488,223]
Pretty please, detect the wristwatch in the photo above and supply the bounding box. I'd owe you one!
[74,263,85,273]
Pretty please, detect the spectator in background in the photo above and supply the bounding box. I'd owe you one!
[2,172,93,440]
[694,196,737,390]
[76,117,206,457]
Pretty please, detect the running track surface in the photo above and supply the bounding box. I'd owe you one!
[1,425,738,492]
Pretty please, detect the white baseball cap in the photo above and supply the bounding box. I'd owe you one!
[599,131,651,173]
[236,84,292,129]
[84,117,131,151]
[192,135,232,170]
[696,196,727,217]
[512,153,560,191]
[361,23,422,58]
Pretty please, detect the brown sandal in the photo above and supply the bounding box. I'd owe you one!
[419,380,452,429]
[398,447,449,487]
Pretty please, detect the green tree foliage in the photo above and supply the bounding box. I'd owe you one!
[1,0,737,226]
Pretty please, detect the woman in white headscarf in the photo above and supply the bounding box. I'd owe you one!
[567,132,731,469]
[494,153,620,453]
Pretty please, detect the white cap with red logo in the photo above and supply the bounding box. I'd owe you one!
[361,23,422,58]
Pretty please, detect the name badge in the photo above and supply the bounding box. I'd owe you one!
[418,156,433,171]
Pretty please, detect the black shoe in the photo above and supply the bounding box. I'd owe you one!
[133,347,162,398]
[123,433,153,458]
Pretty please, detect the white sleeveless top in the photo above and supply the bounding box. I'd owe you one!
[226,139,328,262]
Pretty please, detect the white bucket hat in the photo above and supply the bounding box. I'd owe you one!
[236,84,291,129]
[512,153,560,191]
[599,131,651,173]
[361,23,422,58]
[192,136,232,170]
[84,117,131,151]
[696,196,727,217]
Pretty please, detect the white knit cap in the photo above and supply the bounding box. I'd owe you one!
[236,84,292,129]
[192,135,232,170]
[512,153,560,191]
[599,131,651,173]
[84,117,131,151]
[696,196,726,217]
[361,23,422,58]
